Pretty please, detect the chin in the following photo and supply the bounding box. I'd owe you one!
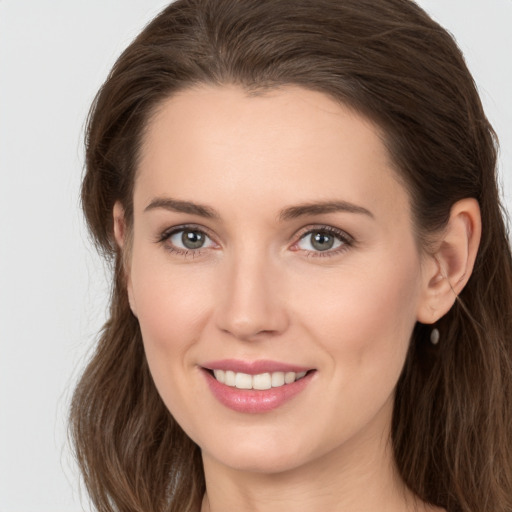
[206,446,310,475]
[198,424,332,475]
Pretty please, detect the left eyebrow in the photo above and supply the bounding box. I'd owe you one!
[278,201,374,221]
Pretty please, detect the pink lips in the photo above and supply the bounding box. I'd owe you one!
[201,359,315,414]
[202,359,311,375]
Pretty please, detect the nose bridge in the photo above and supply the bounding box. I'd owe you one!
[215,242,288,340]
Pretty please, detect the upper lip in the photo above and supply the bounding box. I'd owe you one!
[201,359,313,375]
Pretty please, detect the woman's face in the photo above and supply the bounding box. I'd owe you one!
[120,85,432,474]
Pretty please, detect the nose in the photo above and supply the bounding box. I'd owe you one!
[214,251,289,341]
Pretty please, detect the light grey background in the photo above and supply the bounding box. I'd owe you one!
[1,1,511,511]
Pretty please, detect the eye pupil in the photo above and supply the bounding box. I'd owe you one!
[311,231,334,251]
[182,230,205,249]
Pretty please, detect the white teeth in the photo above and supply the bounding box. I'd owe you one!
[225,370,236,386]
[213,369,225,384]
[253,373,272,390]
[271,371,285,387]
[284,371,296,384]
[235,372,253,389]
[212,369,308,389]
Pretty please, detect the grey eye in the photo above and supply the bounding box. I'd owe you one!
[169,229,214,250]
[182,230,205,249]
[297,230,344,252]
[311,232,335,251]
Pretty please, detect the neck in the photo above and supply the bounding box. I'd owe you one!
[200,411,431,512]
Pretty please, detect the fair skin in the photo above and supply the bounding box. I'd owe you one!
[114,85,480,512]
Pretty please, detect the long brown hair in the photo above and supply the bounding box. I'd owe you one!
[70,1,512,511]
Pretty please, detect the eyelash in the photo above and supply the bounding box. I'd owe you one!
[292,225,354,258]
[157,224,216,257]
[156,224,354,258]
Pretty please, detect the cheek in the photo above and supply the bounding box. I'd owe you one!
[295,252,421,378]
[128,248,213,368]
[128,252,216,437]
[286,253,422,441]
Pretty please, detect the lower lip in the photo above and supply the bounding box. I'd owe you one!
[202,369,315,413]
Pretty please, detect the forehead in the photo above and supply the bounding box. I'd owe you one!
[136,85,410,225]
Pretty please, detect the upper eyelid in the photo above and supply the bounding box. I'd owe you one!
[157,225,217,256]
[293,224,354,243]
[156,223,354,248]
[158,223,215,241]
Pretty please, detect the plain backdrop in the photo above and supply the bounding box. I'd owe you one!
[1,1,511,511]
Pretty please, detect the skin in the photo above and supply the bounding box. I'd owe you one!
[114,85,480,512]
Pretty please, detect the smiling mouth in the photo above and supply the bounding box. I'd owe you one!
[202,363,316,413]
[208,369,310,390]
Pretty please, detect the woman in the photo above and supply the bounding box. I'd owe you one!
[70,0,512,511]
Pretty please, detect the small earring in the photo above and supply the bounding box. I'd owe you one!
[430,328,440,345]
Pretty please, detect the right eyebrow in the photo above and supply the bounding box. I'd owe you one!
[144,197,220,219]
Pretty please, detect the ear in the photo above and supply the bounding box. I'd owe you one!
[416,198,481,324]
[113,201,137,316]
[113,201,127,248]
